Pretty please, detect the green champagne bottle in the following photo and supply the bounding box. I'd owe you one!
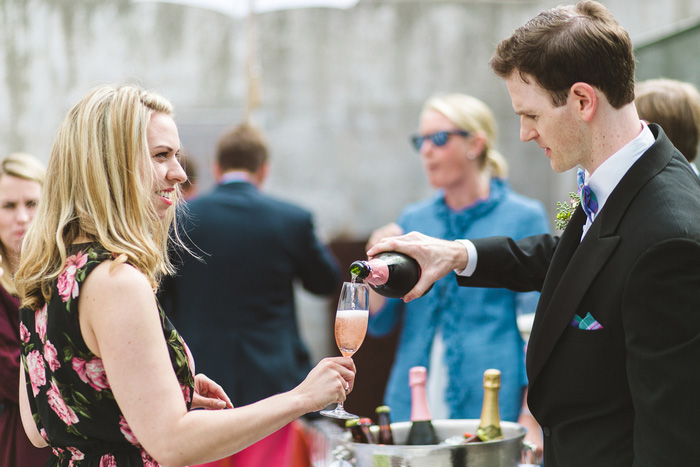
[350,252,431,299]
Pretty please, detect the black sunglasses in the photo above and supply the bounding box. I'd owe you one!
[410,130,470,151]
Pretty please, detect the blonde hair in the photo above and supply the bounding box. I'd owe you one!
[422,93,508,178]
[0,153,45,295]
[16,84,183,310]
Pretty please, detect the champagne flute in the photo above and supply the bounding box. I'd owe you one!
[320,281,370,419]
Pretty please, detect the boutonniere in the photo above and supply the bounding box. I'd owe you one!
[555,192,581,230]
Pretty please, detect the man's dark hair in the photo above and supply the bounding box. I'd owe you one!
[489,0,635,109]
[216,122,268,173]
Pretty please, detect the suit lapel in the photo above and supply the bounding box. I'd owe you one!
[527,124,674,385]
[526,213,619,382]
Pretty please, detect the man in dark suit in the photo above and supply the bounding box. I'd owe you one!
[162,124,341,460]
[367,1,700,465]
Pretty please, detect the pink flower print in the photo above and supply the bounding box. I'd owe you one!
[57,251,89,302]
[19,322,30,343]
[99,454,117,467]
[181,384,191,404]
[35,304,47,343]
[67,446,84,461]
[47,380,79,425]
[141,450,159,467]
[26,350,46,396]
[72,356,110,391]
[45,340,61,372]
[40,428,48,442]
[119,416,139,445]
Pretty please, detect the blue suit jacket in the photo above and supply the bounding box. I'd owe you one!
[161,181,341,407]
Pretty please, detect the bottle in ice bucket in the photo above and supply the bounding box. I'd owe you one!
[476,369,504,442]
[349,252,425,299]
[375,405,394,445]
[406,366,439,445]
[346,418,374,444]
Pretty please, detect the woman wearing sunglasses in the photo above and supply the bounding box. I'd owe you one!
[366,93,549,427]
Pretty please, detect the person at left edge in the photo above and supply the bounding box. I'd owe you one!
[0,153,49,467]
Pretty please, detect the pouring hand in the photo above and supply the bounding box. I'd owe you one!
[367,231,469,302]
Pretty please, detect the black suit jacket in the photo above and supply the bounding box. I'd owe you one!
[458,125,700,466]
[161,182,341,407]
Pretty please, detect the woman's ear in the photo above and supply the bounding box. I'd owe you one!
[467,132,487,160]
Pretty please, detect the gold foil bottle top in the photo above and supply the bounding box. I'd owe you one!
[483,369,501,390]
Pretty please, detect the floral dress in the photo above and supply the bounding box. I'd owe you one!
[19,243,195,466]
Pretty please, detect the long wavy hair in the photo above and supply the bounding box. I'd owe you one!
[16,84,183,311]
[0,153,45,295]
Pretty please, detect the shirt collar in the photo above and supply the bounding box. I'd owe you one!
[582,121,654,218]
[220,171,253,185]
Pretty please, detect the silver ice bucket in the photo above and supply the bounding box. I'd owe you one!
[342,419,527,467]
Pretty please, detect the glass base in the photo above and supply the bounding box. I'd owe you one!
[320,405,359,420]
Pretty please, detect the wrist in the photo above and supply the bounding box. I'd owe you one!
[453,239,475,275]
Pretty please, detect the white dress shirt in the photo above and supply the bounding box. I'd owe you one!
[456,122,655,276]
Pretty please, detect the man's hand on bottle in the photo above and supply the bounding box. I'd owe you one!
[366,222,404,250]
[366,231,469,302]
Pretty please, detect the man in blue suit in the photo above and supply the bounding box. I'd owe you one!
[163,122,341,412]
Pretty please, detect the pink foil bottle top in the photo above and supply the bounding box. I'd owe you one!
[408,366,431,421]
[367,259,390,286]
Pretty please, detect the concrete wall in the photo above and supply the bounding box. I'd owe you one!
[2,0,700,361]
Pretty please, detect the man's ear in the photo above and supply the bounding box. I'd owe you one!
[212,161,223,183]
[253,162,269,187]
[570,82,597,122]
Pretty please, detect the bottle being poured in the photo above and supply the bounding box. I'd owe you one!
[350,252,430,299]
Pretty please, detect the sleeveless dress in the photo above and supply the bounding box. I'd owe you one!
[19,243,195,466]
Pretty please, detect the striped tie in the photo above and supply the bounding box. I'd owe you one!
[577,168,598,222]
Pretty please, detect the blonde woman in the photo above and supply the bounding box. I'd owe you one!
[0,153,49,467]
[16,84,355,467]
[366,93,549,423]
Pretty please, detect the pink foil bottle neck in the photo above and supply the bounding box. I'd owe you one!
[409,366,431,421]
[367,258,390,286]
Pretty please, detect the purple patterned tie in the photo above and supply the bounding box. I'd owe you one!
[577,168,598,222]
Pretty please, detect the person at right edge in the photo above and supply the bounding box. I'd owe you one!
[635,78,700,175]
[366,1,700,466]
